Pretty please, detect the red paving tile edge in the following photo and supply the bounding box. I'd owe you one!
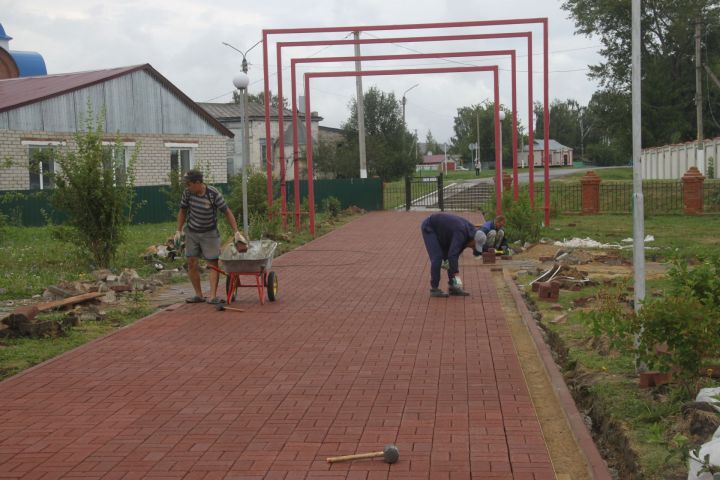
[0,302,185,387]
[502,270,613,480]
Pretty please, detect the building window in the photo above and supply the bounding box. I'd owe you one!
[102,143,133,183]
[260,139,275,169]
[28,146,55,190]
[170,148,193,173]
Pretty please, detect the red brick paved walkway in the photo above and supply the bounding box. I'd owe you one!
[0,212,555,479]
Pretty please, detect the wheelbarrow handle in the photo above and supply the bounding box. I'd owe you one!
[206,264,226,276]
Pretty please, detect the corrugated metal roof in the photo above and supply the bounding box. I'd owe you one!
[197,102,322,122]
[0,64,233,137]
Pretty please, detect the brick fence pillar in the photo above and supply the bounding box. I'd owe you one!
[682,166,705,214]
[581,171,601,214]
[502,172,512,193]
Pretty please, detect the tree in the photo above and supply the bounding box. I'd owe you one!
[233,90,289,109]
[424,130,442,155]
[52,106,138,268]
[534,99,582,152]
[317,86,417,181]
[562,0,720,146]
[450,101,515,168]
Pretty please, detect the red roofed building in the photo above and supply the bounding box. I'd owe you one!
[417,153,457,172]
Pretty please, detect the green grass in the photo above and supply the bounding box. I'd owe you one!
[544,214,720,260]
[552,167,634,183]
[521,213,720,477]
[523,275,692,478]
[0,305,154,380]
[0,222,177,300]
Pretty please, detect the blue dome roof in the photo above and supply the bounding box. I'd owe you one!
[0,23,12,41]
[9,50,47,77]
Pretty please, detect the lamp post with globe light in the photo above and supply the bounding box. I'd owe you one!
[233,72,250,236]
[498,110,506,192]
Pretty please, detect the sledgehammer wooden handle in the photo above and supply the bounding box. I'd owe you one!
[326,451,383,463]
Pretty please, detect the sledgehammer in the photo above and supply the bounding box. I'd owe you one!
[326,444,399,464]
[214,304,245,313]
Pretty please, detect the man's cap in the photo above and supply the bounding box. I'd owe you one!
[183,169,203,183]
[473,230,487,256]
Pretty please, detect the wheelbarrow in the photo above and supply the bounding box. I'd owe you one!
[208,240,278,305]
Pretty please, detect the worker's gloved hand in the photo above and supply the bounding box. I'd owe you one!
[234,230,248,252]
[173,230,183,249]
[449,276,470,296]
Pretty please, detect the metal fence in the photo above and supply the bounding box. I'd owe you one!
[385,177,720,215]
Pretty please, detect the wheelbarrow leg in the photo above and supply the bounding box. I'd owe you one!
[257,272,265,305]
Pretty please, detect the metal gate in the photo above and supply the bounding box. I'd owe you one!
[397,174,495,212]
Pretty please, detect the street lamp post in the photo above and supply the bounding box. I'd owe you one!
[225,40,262,237]
[233,72,250,237]
[401,83,419,125]
[498,110,506,192]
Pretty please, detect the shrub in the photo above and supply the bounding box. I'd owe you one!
[51,106,138,268]
[227,169,270,226]
[495,191,544,244]
[321,196,342,218]
[584,257,720,393]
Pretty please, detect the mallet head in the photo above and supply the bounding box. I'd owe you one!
[214,304,226,312]
[383,444,399,464]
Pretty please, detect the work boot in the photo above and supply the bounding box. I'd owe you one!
[430,288,449,298]
[448,285,470,296]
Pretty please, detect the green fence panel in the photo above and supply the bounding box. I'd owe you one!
[0,184,231,227]
[285,178,383,211]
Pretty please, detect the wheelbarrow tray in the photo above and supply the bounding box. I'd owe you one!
[219,239,277,273]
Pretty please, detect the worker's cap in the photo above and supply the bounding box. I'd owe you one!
[183,169,203,183]
[473,230,487,256]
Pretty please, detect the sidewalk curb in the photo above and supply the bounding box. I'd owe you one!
[503,269,613,480]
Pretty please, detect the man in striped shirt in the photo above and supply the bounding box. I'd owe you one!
[174,169,246,304]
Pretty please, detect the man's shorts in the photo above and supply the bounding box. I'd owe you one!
[184,228,221,260]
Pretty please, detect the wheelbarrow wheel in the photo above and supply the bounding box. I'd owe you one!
[266,271,278,302]
[225,275,237,303]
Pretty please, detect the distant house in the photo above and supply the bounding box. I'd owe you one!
[518,139,573,167]
[417,154,457,172]
[0,64,233,191]
[198,102,322,180]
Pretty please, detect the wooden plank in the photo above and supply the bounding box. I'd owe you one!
[36,292,105,312]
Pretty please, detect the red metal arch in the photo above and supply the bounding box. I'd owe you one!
[273,32,536,210]
[288,50,517,231]
[302,65,501,235]
[263,19,551,227]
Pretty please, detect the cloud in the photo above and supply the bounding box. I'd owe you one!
[1,0,602,142]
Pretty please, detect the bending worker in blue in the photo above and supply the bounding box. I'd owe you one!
[421,212,487,298]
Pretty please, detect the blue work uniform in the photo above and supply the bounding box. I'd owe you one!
[420,213,477,289]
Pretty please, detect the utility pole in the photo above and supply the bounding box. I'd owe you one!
[353,31,367,178]
[631,0,646,315]
[696,18,705,174]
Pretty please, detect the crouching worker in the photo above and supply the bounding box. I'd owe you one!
[174,169,247,304]
[479,215,507,253]
[421,212,487,298]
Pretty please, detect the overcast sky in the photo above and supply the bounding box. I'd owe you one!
[1,0,603,143]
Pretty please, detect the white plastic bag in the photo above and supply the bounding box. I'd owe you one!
[688,438,720,480]
[697,387,720,413]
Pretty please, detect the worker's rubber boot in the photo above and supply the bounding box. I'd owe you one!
[448,285,470,296]
[430,288,449,298]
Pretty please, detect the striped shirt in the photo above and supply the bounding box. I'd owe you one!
[180,185,228,233]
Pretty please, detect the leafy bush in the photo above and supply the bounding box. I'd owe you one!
[321,196,342,218]
[497,191,544,244]
[227,169,269,225]
[584,257,720,392]
[161,169,185,217]
[51,106,138,268]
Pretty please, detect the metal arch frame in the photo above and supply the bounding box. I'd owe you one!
[266,32,535,229]
[262,18,551,228]
[302,65,501,235]
[274,33,537,227]
[289,50,516,231]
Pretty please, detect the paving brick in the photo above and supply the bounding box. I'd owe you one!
[0,212,554,479]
